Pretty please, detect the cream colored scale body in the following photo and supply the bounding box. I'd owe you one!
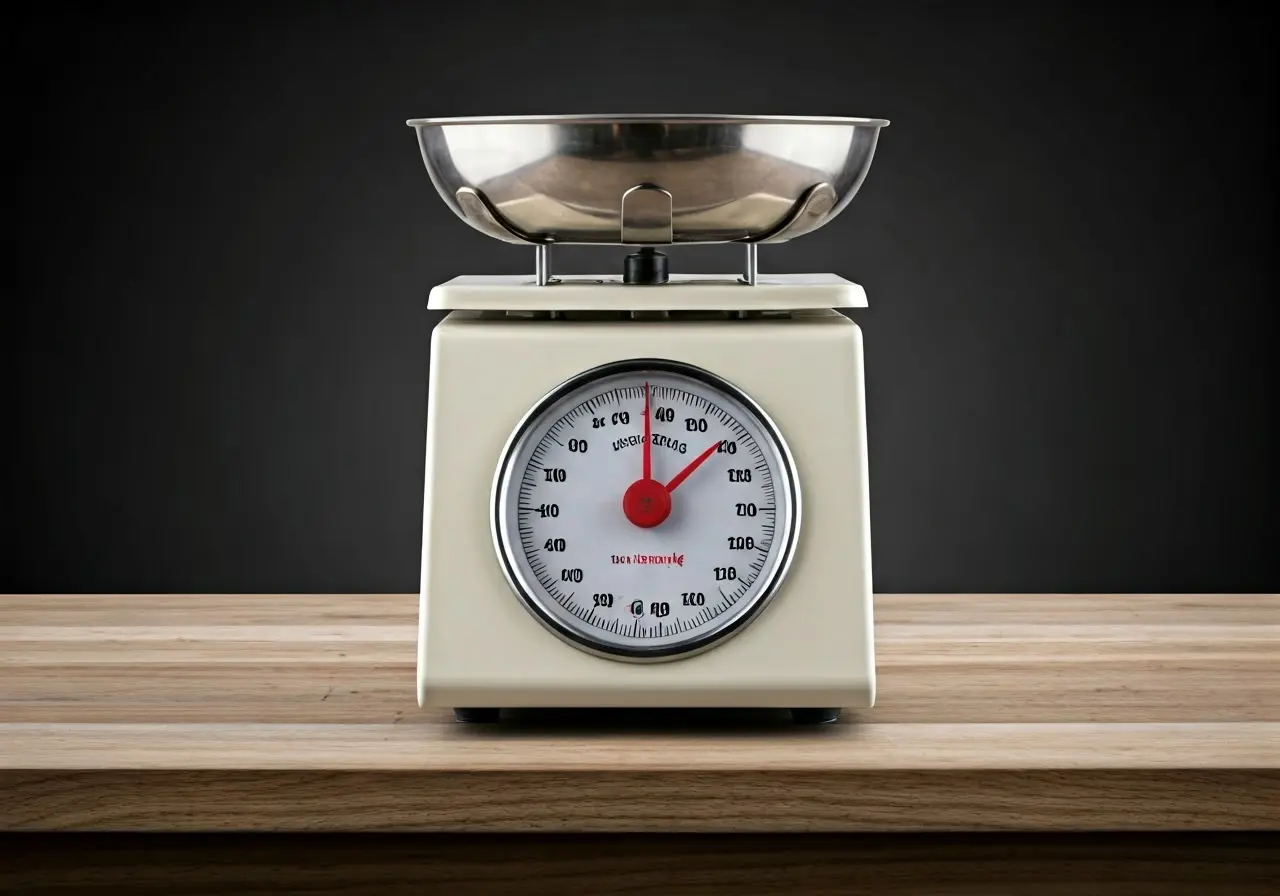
[417,274,875,716]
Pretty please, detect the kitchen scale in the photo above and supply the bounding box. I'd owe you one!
[409,114,888,724]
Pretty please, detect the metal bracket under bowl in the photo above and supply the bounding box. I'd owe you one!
[454,187,531,245]
[456,182,843,287]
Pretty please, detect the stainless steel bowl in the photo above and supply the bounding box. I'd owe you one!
[407,114,889,246]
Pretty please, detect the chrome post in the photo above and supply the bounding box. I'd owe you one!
[743,244,759,285]
[535,244,552,286]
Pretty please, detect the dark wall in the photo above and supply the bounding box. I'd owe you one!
[8,2,1276,594]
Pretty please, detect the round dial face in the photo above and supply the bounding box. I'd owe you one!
[492,359,800,661]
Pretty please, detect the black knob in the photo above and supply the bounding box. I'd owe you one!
[623,247,669,285]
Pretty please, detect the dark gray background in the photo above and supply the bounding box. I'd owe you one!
[8,2,1276,594]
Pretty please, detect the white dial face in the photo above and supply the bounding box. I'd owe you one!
[493,359,800,661]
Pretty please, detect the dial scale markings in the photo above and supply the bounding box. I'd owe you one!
[494,362,799,660]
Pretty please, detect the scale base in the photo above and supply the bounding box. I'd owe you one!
[452,708,842,725]
[419,307,875,716]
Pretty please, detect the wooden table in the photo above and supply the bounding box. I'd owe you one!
[2,593,1277,893]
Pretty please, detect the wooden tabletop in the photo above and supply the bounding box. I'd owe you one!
[1,593,1276,833]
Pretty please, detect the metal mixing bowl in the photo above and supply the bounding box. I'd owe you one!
[407,114,889,246]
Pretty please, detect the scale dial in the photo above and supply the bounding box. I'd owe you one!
[492,359,801,661]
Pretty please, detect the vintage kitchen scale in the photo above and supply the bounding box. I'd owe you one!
[409,114,888,724]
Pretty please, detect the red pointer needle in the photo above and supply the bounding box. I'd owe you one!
[665,439,722,493]
[642,381,652,481]
[622,382,671,528]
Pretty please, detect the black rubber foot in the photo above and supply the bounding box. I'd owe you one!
[454,708,501,723]
[790,708,841,724]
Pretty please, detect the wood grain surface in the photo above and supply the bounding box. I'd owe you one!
[1,593,1277,833]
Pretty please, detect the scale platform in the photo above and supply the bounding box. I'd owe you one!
[428,274,868,312]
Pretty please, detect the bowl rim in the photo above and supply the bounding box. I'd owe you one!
[405,113,889,128]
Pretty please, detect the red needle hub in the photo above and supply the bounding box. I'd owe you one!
[623,382,673,528]
[623,478,671,528]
